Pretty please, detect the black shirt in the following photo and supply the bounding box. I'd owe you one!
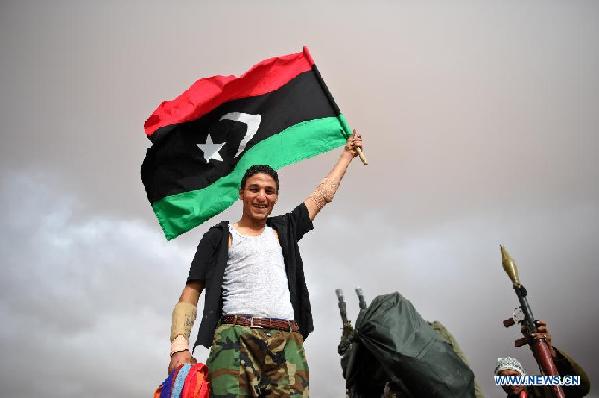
[187,203,314,349]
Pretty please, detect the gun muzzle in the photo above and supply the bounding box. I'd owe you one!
[336,289,348,324]
[355,287,367,310]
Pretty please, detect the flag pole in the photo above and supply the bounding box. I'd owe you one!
[339,115,368,165]
[356,147,368,165]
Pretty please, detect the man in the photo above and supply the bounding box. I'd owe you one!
[494,320,590,398]
[168,131,363,397]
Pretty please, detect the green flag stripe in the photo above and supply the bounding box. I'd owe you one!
[153,115,349,240]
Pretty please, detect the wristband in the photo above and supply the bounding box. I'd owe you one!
[170,334,189,356]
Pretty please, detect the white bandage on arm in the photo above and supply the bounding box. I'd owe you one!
[170,334,189,356]
[305,177,340,212]
[170,301,197,354]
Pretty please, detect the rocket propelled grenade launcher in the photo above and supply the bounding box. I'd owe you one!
[500,245,565,398]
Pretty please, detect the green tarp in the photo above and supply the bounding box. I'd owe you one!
[344,292,476,398]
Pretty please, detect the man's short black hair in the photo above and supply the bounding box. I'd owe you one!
[240,165,279,192]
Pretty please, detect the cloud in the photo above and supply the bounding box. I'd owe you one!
[0,172,195,397]
[1,2,598,396]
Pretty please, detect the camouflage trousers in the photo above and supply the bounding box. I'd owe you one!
[207,324,309,397]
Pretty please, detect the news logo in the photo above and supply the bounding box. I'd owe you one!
[495,375,581,386]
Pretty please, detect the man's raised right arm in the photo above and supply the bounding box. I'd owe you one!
[168,280,204,373]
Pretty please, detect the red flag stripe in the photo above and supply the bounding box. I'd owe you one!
[144,46,315,136]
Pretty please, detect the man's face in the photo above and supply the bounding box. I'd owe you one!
[498,369,525,396]
[239,173,278,222]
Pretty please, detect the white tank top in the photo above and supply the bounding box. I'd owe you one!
[221,224,294,320]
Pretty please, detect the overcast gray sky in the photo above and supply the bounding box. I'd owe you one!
[1,1,597,397]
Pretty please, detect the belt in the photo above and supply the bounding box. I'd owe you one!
[221,315,299,332]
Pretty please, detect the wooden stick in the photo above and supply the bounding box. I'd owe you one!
[356,147,368,165]
[351,128,368,165]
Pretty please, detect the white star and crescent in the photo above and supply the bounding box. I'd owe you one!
[197,112,262,163]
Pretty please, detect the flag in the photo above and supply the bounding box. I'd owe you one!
[153,363,210,398]
[141,46,350,240]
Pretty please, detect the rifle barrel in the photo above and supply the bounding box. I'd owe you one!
[335,289,348,324]
[355,287,367,310]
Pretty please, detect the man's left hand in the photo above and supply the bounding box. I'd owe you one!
[344,130,363,158]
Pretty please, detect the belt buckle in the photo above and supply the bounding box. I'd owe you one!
[250,317,263,329]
